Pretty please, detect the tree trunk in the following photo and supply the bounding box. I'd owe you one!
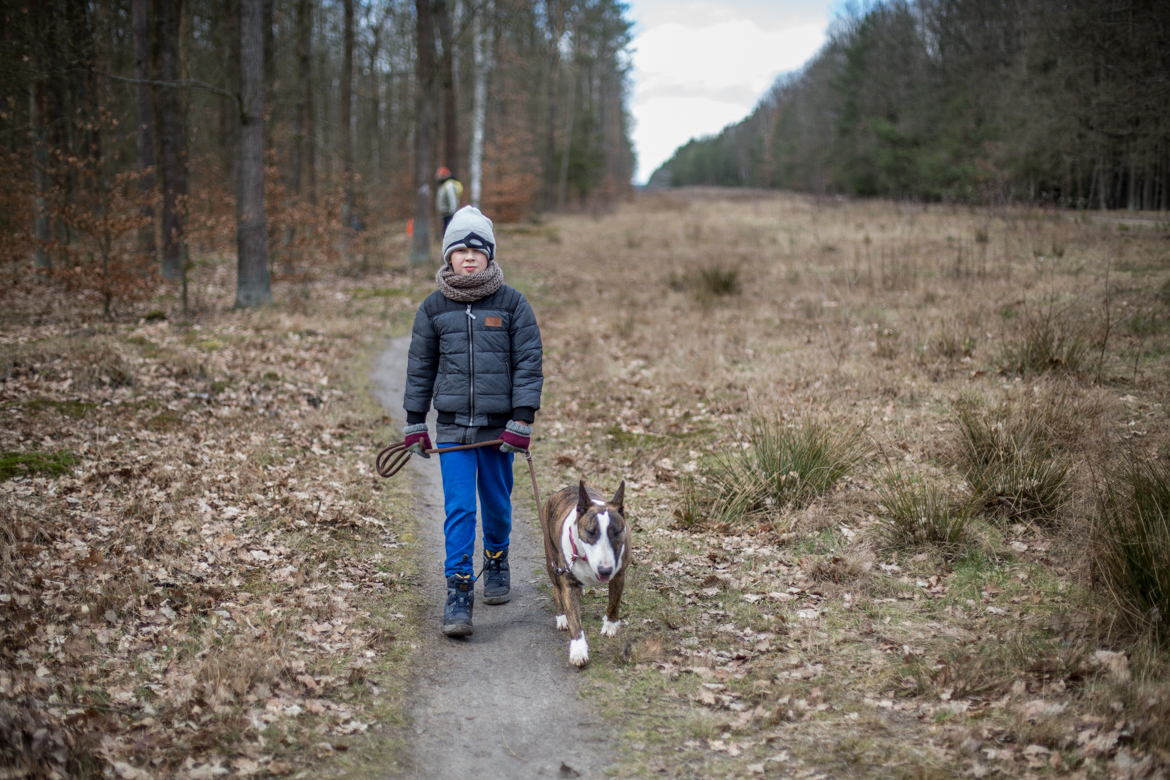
[436,0,457,177]
[410,0,437,267]
[217,0,239,182]
[27,0,52,274]
[468,0,492,207]
[291,0,310,198]
[557,68,577,211]
[543,2,563,211]
[263,0,274,148]
[155,0,186,280]
[236,0,272,307]
[303,0,316,205]
[30,82,52,274]
[132,0,155,260]
[341,0,355,230]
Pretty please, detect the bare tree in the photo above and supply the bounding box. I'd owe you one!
[341,0,355,230]
[435,0,458,177]
[542,0,565,210]
[468,0,493,207]
[132,0,155,260]
[28,0,51,274]
[296,0,316,205]
[154,0,186,281]
[291,0,313,202]
[410,0,437,267]
[235,0,272,307]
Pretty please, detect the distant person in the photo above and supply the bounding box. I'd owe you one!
[400,206,543,637]
[435,167,464,233]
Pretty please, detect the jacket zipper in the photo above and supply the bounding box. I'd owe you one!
[466,304,476,422]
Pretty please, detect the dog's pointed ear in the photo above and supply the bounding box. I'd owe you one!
[610,481,625,515]
[577,479,591,516]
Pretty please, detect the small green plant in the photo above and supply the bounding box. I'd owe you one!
[691,415,868,525]
[1095,458,1170,642]
[0,450,78,481]
[954,403,1071,525]
[877,473,972,552]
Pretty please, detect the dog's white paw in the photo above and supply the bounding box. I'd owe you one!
[569,634,589,667]
[600,617,620,637]
[556,614,569,631]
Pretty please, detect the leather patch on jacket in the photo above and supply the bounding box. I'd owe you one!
[484,316,503,327]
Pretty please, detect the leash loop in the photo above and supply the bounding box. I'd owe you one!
[374,438,506,478]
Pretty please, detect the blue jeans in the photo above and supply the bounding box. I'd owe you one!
[439,444,514,577]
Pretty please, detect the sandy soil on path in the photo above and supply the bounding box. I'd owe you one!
[371,336,614,780]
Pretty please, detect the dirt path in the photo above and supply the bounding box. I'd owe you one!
[371,336,614,780]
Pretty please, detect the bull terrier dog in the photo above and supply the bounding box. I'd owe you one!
[540,479,631,667]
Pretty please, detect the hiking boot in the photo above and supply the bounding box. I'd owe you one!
[482,548,511,604]
[442,574,474,636]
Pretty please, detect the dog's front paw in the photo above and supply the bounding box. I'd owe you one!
[569,634,589,667]
[556,614,569,631]
[600,617,620,637]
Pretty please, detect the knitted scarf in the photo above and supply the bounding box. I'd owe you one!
[435,260,504,303]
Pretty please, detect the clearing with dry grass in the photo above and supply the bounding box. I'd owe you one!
[3,189,1169,779]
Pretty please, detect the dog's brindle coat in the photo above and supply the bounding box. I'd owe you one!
[540,479,631,667]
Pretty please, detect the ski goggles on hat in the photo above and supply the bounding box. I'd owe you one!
[448,231,495,261]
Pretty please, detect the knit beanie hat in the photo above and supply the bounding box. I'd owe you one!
[442,206,496,264]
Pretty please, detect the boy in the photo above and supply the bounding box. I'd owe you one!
[401,206,543,636]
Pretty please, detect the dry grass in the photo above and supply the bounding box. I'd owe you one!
[681,413,868,528]
[498,190,1170,778]
[876,471,973,552]
[1095,457,1170,642]
[3,190,1168,777]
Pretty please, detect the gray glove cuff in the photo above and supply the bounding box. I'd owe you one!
[505,420,532,436]
[404,422,429,435]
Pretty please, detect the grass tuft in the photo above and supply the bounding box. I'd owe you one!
[954,401,1071,525]
[877,473,972,552]
[685,415,868,526]
[669,263,742,304]
[1095,457,1170,642]
[998,304,1089,377]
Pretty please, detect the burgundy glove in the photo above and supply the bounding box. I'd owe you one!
[499,421,531,454]
[403,423,432,459]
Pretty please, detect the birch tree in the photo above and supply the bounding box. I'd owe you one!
[468,0,493,207]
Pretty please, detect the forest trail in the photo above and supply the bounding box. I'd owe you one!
[371,336,613,779]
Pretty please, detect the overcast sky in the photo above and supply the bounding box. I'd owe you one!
[626,0,838,184]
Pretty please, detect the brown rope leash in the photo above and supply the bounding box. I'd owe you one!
[375,438,504,477]
[374,438,544,520]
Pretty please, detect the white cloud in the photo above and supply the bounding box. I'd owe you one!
[628,3,830,183]
[631,96,753,186]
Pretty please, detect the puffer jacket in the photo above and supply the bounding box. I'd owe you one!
[404,284,543,428]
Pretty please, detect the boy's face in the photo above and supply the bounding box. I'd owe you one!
[450,247,489,276]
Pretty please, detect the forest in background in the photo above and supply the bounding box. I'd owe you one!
[653,0,1170,210]
[0,0,635,313]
